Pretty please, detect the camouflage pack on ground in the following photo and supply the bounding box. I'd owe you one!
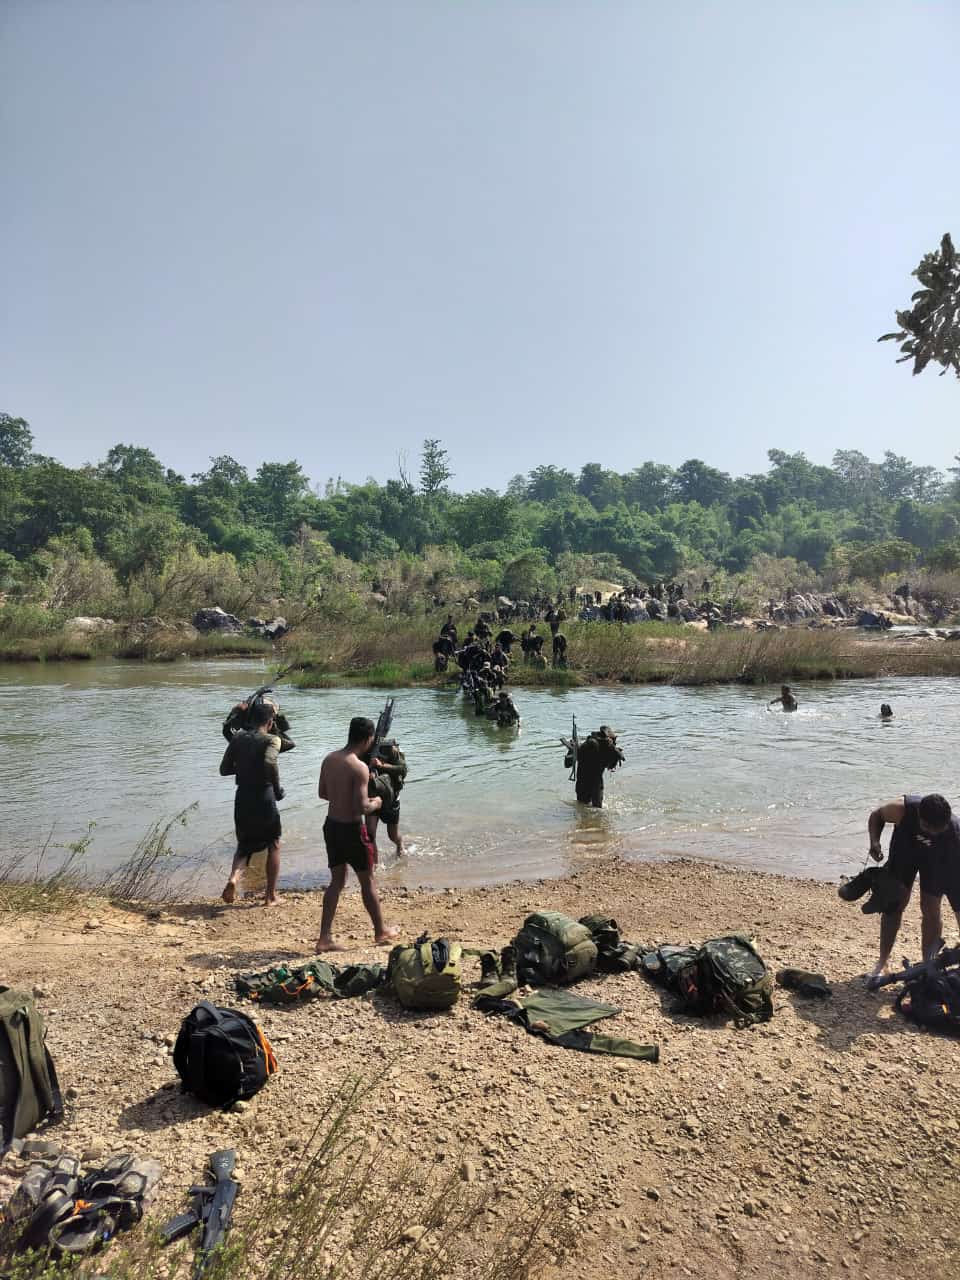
[513,912,598,987]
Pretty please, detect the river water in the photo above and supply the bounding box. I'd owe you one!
[2,659,958,893]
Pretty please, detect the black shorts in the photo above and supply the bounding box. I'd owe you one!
[379,800,400,825]
[888,842,960,909]
[323,817,376,875]
[234,787,281,861]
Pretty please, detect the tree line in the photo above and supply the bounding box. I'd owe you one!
[2,412,960,619]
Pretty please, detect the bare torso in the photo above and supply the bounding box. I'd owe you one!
[319,748,369,821]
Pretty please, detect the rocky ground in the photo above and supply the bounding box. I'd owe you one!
[2,858,959,1279]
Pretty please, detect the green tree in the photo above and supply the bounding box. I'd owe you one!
[0,414,34,468]
[419,440,453,495]
[879,233,960,377]
[577,463,624,510]
[672,459,731,507]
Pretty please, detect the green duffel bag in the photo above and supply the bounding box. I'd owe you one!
[388,937,463,1010]
[514,912,597,987]
[0,987,63,1154]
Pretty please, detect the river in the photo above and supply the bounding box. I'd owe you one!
[2,659,957,894]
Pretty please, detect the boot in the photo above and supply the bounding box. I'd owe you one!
[838,867,876,902]
[776,969,832,998]
[478,951,501,987]
[861,868,905,915]
[500,944,517,981]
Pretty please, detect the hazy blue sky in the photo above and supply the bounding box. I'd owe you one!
[2,2,958,491]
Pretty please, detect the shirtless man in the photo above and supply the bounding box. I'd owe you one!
[316,716,399,951]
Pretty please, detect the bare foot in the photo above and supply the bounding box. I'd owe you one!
[393,841,406,857]
[221,882,237,905]
[264,896,279,908]
[374,926,401,945]
[316,937,347,953]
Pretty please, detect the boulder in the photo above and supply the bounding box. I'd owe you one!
[65,616,116,633]
[857,609,890,630]
[193,606,243,634]
[264,617,288,640]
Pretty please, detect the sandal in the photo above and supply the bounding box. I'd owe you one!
[82,1154,161,1203]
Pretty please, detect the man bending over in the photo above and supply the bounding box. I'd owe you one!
[317,716,400,952]
[867,793,960,979]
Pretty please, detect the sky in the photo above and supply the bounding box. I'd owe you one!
[2,1,958,493]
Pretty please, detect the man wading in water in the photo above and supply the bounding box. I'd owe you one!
[316,717,400,952]
[219,699,283,907]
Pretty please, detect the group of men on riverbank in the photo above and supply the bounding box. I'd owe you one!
[216,680,959,983]
[218,695,403,950]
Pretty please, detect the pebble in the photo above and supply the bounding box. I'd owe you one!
[460,1160,477,1184]
[401,1225,427,1244]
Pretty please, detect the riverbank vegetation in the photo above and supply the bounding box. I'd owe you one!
[2,416,960,632]
[284,616,960,690]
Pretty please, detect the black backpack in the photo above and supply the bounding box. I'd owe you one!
[173,1002,277,1108]
[896,968,960,1034]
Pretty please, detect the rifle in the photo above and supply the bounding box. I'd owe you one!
[560,715,579,782]
[373,697,395,753]
[866,939,960,992]
[159,1149,240,1278]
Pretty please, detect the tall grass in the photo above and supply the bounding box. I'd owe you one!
[0,809,201,918]
[116,632,274,661]
[0,826,95,917]
[287,614,960,691]
[101,806,201,903]
[0,1079,569,1280]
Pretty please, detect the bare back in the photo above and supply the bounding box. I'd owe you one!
[319,748,369,821]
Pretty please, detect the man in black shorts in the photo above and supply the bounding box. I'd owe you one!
[866,793,960,979]
[316,717,399,951]
[219,699,283,907]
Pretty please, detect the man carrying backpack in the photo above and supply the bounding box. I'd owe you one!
[316,717,400,952]
[219,699,284,907]
[865,794,960,980]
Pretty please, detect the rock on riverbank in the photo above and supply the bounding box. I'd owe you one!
[1,858,958,1279]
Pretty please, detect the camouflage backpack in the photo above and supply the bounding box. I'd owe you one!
[513,912,597,987]
[388,937,463,1010]
[676,935,774,1027]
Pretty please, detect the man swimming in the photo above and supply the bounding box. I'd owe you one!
[769,685,798,711]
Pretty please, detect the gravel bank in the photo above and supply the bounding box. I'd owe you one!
[2,857,958,1279]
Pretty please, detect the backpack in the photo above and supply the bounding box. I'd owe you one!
[896,967,960,1034]
[173,1002,278,1108]
[0,988,63,1154]
[513,912,598,987]
[388,938,463,1010]
[675,936,773,1027]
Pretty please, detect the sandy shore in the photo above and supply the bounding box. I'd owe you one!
[2,857,959,1279]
